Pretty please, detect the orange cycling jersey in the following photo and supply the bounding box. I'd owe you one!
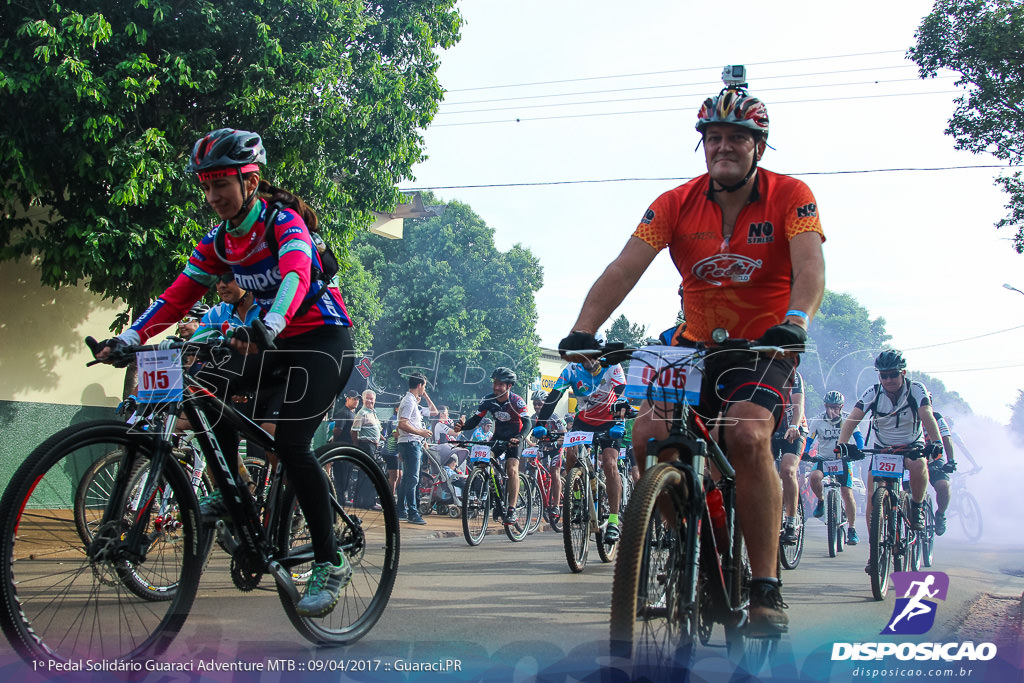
[633,168,824,342]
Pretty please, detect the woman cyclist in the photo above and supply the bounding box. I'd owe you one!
[92,128,355,618]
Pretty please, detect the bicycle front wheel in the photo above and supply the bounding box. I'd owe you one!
[0,420,201,663]
[780,496,805,570]
[826,489,839,558]
[921,496,935,568]
[278,445,399,645]
[461,468,490,546]
[596,475,617,564]
[504,473,532,542]
[869,487,893,601]
[609,463,694,672]
[563,467,590,572]
[957,490,983,542]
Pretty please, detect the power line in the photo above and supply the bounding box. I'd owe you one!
[442,64,924,107]
[923,363,1024,374]
[903,323,1024,352]
[439,76,955,116]
[447,50,908,92]
[399,164,1016,192]
[430,89,960,127]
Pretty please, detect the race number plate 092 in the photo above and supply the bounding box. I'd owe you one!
[137,349,183,403]
[623,345,703,404]
[871,453,904,479]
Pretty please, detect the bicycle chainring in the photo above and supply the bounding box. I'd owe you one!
[229,552,264,591]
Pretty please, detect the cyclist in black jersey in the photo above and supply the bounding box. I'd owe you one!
[450,368,532,525]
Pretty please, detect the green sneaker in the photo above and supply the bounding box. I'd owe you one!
[198,491,229,526]
[295,552,352,618]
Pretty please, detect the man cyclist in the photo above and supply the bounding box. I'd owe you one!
[805,391,864,544]
[451,368,532,527]
[555,71,825,634]
[532,353,627,542]
[529,390,567,523]
[774,369,807,545]
[837,350,945,555]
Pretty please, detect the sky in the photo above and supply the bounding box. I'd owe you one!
[402,0,1024,424]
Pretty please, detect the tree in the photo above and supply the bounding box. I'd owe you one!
[1009,389,1024,444]
[908,0,1024,251]
[0,0,462,393]
[353,197,543,412]
[603,314,648,347]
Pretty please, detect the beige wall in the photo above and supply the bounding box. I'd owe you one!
[1,256,126,407]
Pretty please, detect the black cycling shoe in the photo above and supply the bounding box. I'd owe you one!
[747,580,789,636]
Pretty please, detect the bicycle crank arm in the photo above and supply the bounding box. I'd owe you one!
[214,520,240,555]
[268,561,300,605]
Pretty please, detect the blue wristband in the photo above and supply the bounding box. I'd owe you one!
[786,309,809,322]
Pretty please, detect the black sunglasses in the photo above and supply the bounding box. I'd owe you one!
[878,370,902,379]
[218,272,235,284]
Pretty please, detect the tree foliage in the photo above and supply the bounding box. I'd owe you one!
[804,290,972,414]
[603,314,648,347]
[908,0,1024,250]
[353,197,543,412]
[1008,389,1024,443]
[0,0,462,328]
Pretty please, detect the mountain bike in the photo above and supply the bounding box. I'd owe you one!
[530,436,565,533]
[805,453,858,558]
[862,445,926,600]
[774,446,805,570]
[0,338,399,665]
[561,429,620,573]
[618,446,635,519]
[947,467,983,541]
[607,338,787,676]
[460,440,532,544]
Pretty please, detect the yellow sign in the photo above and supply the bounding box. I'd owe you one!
[540,374,558,392]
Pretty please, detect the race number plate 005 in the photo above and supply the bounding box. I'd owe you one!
[137,349,183,403]
[822,459,844,475]
[623,345,703,404]
[563,431,594,447]
[871,453,904,479]
[469,445,492,462]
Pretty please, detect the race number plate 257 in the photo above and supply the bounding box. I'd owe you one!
[871,453,904,479]
[623,346,703,404]
[137,349,183,403]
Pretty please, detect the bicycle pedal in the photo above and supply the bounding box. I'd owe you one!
[268,560,300,605]
[214,520,240,555]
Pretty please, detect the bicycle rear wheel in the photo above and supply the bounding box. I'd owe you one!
[724,528,777,676]
[525,476,543,535]
[278,445,399,645]
[610,463,695,673]
[596,475,617,564]
[826,489,839,558]
[921,496,935,568]
[957,490,983,542]
[780,496,804,570]
[563,467,590,572]
[504,473,531,542]
[869,488,893,601]
[0,420,201,663]
[461,468,490,546]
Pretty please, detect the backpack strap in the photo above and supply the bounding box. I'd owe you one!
[262,201,332,318]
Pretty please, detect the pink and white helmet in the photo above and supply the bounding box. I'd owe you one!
[696,87,769,140]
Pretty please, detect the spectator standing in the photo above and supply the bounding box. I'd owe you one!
[397,373,437,524]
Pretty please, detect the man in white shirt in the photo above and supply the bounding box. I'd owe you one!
[397,372,437,524]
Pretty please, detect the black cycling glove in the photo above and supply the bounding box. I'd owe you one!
[923,442,944,460]
[756,322,807,352]
[835,443,863,460]
[558,331,600,359]
[941,460,958,474]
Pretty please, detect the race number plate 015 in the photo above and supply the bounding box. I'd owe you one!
[871,453,904,479]
[623,345,703,404]
[137,349,183,403]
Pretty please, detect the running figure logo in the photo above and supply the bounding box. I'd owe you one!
[881,571,950,635]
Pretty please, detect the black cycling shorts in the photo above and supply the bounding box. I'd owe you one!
[698,347,795,432]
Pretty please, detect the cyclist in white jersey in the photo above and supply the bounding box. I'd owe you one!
[804,391,864,544]
[836,350,944,534]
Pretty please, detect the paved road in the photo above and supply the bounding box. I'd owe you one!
[2,513,1020,681]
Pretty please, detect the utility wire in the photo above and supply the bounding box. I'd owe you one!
[903,323,1024,352]
[447,50,908,92]
[443,64,927,107]
[400,164,1017,192]
[431,89,960,127]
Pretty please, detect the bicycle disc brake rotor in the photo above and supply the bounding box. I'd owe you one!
[339,516,366,565]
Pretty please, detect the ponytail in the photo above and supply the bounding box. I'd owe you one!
[256,179,319,231]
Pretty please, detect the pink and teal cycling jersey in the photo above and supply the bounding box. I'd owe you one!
[552,363,625,426]
[127,199,351,343]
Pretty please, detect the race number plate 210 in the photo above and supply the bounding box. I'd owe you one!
[137,349,183,403]
[624,346,703,404]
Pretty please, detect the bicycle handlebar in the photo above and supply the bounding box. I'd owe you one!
[589,338,789,369]
[85,319,276,367]
[858,445,926,459]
